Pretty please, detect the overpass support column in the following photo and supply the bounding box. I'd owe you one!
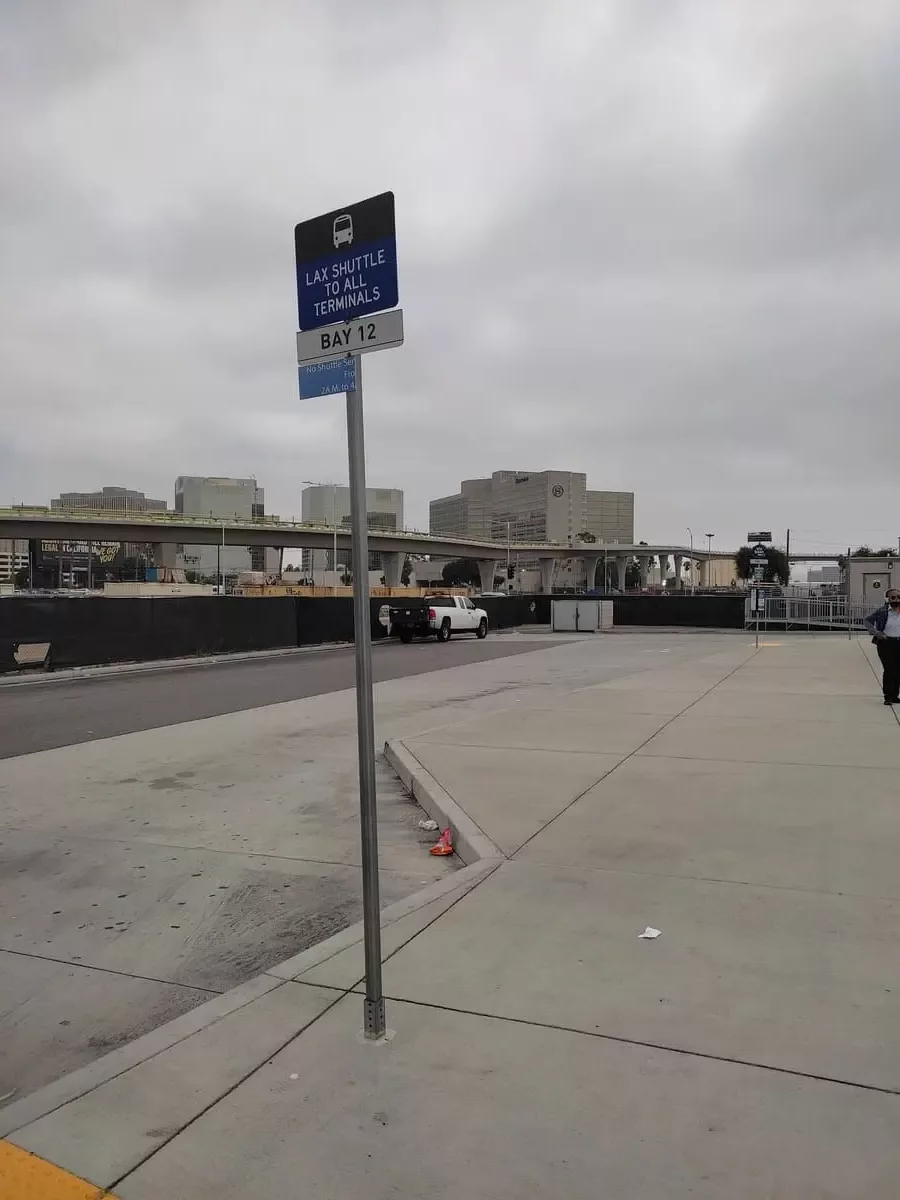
[637,555,651,589]
[673,554,684,590]
[381,551,403,588]
[582,554,601,591]
[615,555,629,591]
[658,553,669,588]
[539,557,555,594]
[151,542,177,569]
[476,559,501,593]
[699,558,708,588]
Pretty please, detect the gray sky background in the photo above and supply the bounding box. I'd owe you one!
[2,0,899,556]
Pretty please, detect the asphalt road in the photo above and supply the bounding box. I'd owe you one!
[0,636,544,758]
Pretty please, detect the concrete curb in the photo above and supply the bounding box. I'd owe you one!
[0,974,281,1139]
[0,852,493,1141]
[265,858,499,982]
[384,738,505,865]
[0,640,362,688]
[0,700,506,1187]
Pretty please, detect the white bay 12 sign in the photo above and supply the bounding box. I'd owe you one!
[296,309,404,366]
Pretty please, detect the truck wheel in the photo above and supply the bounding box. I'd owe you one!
[476,618,488,639]
[437,618,451,642]
[399,629,413,644]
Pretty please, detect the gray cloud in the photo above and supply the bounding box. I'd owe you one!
[1,0,899,556]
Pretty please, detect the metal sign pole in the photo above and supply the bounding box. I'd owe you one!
[345,352,385,1040]
[755,590,760,649]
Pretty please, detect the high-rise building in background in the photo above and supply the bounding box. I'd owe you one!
[583,489,635,545]
[0,539,28,582]
[174,476,280,579]
[807,565,841,585]
[300,485,404,576]
[47,485,169,567]
[51,486,168,515]
[430,471,634,546]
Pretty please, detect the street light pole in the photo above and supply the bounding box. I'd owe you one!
[686,527,693,594]
[332,487,338,595]
[705,532,714,589]
[506,520,511,594]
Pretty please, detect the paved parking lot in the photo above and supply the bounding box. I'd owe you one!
[0,631,738,1107]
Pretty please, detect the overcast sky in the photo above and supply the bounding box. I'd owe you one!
[2,0,899,556]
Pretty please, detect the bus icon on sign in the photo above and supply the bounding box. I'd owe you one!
[333,214,353,249]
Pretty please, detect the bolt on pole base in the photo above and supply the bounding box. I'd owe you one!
[363,996,386,1041]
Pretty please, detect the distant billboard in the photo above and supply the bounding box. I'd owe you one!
[30,539,127,586]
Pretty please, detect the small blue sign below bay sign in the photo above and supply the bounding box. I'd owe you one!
[298,357,356,399]
[294,192,398,331]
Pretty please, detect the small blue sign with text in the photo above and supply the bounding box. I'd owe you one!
[298,357,356,399]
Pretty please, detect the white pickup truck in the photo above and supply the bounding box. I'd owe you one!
[388,594,489,643]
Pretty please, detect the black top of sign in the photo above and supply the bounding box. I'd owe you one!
[294,191,395,262]
[747,531,772,543]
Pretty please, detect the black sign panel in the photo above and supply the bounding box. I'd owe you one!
[294,192,397,331]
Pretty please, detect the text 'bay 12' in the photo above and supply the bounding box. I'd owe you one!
[296,309,404,367]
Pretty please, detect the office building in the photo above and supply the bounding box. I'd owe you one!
[51,486,168,515]
[584,489,635,545]
[47,485,168,565]
[806,565,841,585]
[174,476,280,579]
[430,479,492,543]
[0,539,28,582]
[300,485,403,578]
[430,471,634,546]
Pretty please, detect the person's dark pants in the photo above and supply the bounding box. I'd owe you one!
[876,638,900,701]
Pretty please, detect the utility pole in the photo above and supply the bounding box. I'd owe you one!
[785,528,791,586]
[847,545,852,640]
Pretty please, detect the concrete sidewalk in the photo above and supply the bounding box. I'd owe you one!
[3,633,900,1198]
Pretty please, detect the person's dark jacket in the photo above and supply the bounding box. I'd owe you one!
[864,605,890,642]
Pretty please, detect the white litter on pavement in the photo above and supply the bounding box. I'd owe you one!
[418,819,439,831]
[639,926,662,939]
[289,1073,299,1080]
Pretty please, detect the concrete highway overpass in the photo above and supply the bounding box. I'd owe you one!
[0,508,812,588]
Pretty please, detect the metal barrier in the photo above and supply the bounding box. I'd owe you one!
[745,595,872,631]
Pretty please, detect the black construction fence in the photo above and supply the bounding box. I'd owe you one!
[0,593,743,673]
[610,594,745,628]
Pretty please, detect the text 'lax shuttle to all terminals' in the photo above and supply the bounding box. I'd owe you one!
[294,191,398,331]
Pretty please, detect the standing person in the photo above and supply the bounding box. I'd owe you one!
[864,588,900,705]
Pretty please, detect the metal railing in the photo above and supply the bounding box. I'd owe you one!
[746,595,873,631]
